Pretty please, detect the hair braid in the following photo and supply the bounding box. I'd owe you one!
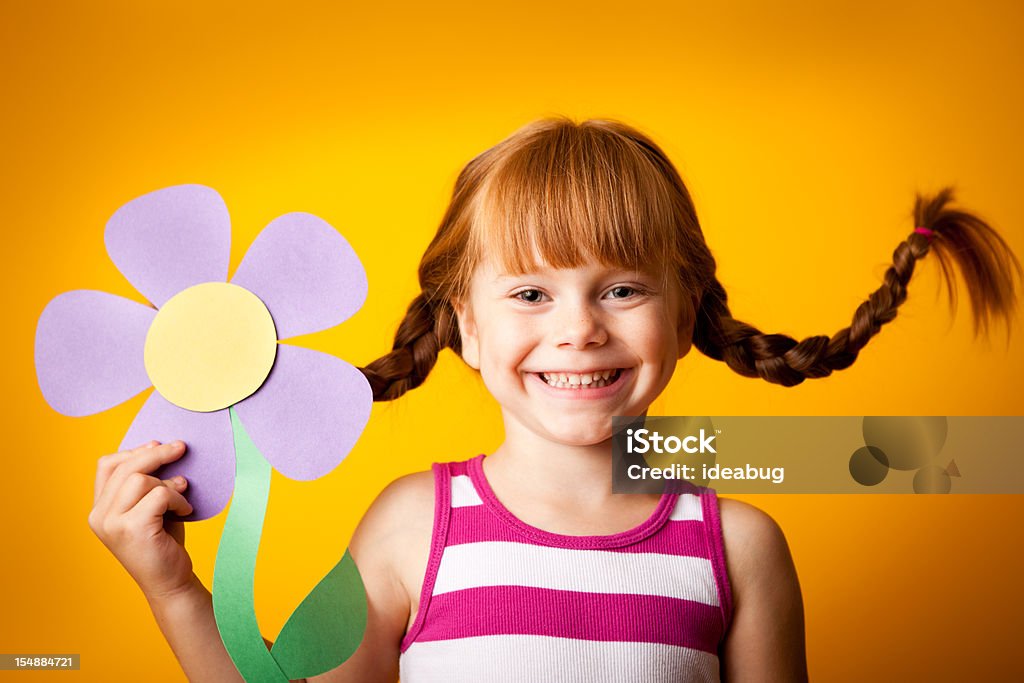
[693,188,1020,386]
[359,293,461,401]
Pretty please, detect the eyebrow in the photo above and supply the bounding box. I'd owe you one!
[488,271,543,283]
[488,268,655,285]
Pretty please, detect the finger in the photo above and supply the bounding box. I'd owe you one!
[112,472,188,515]
[96,442,188,513]
[93,441,160,504]
[163,478,189,546]
[130,482,194,524]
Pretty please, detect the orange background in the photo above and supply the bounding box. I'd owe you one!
[3,1,1022,680]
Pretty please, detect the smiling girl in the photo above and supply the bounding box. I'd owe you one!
[90,116,1019,682]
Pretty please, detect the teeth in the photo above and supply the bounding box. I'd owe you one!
[539,369,620,388]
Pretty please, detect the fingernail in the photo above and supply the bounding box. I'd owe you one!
[173,476,186,486]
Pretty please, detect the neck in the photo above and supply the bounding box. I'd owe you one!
[486,413,618,506]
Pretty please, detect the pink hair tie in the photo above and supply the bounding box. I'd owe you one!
[914,226,935,239]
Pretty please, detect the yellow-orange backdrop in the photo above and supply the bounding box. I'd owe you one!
[3,1,1022,680]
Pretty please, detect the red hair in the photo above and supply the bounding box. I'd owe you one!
[361,117,1020,398]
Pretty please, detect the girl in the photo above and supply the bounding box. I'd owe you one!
[89,117,1019,682]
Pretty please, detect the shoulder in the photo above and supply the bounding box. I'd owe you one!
[717,497,791,583]
[349,468,437,611]
[350,469,435,561]
[360,469,436,529]
[715,497,808,681]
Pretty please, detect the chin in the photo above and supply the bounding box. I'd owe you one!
[545,424,614,447]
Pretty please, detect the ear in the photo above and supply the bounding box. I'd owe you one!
[453,298,481,370]
[676,294,698,360]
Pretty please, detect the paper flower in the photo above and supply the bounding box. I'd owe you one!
[35,185,372,520]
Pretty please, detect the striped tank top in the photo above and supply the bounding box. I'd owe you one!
[398,454,734,682]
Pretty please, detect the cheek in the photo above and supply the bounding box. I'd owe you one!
[478,310,537,361]
[631,316,680,372]
[478,328,531,376]
[474,338,533,406]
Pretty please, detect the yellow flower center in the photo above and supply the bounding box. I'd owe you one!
[144,282,277,412]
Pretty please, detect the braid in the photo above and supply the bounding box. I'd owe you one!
[359,293,461,401]
[693,188,1021,386]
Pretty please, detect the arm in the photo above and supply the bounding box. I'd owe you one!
[88,442,246,682]
[146,577,249,682]
[90,442,425,683]
[147,504,411,683]
[717,498,808,682]
[305,471,433,682]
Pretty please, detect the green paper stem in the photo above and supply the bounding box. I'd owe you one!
[212,409,290,683]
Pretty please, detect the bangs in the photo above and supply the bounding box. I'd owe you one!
[465,121,688,279]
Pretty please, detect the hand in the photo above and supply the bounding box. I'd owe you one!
[88,441,197,601]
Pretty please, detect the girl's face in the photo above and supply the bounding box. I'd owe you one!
[455,257,695,447]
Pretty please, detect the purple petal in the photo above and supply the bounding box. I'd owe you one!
[120,393,234,521]
[35,290,155,417]
[230,213,367,339]
[105,185,231,307]
[234,344,371,481]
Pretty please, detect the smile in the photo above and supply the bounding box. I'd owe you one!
[537,368,623,389]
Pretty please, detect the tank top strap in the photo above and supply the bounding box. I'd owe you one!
[698,488,734,633]
[400,458,459,653]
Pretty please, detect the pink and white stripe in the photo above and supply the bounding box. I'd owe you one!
[399,455,733,683]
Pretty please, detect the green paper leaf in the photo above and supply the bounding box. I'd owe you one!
[271,549,368,678]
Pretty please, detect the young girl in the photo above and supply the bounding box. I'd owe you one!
[88,117,1019,682]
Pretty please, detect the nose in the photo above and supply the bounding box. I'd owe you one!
[554,299,608,349]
